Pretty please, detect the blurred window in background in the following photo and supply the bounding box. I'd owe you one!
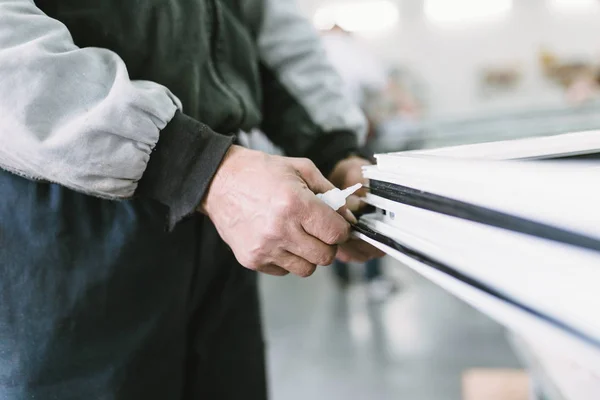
[313,1,399,33]
[550,0,600,13]
[303,0,600,149]
[424,0,513,26]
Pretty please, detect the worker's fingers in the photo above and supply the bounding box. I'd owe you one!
[289,157,336,195]
[336,239,385,263]
[354,178,370,198]
[287,232,338,266]
[345,194,363,212]
[259,264,291,277]
[337,204,358,224]
[355,186,369,198]
[348,239,385,259]
[336,244,369,263]
[354,239,385,258]
[276,251,317,278]
[300,193,351,246]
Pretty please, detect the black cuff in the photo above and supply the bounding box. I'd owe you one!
[304,130,360,178]
[136,111,234,229]
[356,146,376,164]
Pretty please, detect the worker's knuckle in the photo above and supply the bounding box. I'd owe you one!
[272,269,290,277]
[296,264,316,278]
[317,246,337,266]
[324,225,350,245]
[245,245,266,268]
[262,218,283,241]
[275,191,299,214]
[239,253,259,270]
[299,157,316,170]
[283,191,300,208]
[322,233,338,246]
[342,223,352,238]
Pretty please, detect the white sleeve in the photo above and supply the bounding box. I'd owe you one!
[0,0,182,198]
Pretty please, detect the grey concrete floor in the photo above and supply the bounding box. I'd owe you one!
[260,257,522,400]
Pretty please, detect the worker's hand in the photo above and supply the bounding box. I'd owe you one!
[328,156,370,211]
[329,155,386,262]
[201,145,354,277]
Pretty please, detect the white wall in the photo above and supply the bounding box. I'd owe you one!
[298,0,600,118]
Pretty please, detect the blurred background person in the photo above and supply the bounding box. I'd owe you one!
[320,25,401,301]
[366,67,426,154]
[321,24,388,107]
[566,67,600,105]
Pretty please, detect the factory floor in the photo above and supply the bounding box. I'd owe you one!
[260,257,523,400]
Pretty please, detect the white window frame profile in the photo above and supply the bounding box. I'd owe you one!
[356,131,600,399]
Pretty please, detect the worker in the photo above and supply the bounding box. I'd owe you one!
[0,1,382,399]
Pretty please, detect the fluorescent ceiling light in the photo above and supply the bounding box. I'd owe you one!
[313,1,399,33]
[425,0,512,26]
[551,0,599,12]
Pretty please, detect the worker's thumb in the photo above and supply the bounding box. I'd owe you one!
[288,158,336,195]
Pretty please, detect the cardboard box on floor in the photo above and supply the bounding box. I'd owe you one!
[463,369,529,400]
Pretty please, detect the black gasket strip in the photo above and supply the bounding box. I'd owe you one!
[369,179,600,253]
[354,223,600,350]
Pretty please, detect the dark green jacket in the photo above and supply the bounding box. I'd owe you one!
[0,0,365,225]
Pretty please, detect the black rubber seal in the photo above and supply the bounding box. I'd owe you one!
[369,179,600,253]
[354,223,600,350]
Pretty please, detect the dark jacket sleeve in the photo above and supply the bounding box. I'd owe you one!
[137,111,233,229]
[257,0,367,177]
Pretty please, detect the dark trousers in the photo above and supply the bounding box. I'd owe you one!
[333,258,382,282]
[0,170,267,399]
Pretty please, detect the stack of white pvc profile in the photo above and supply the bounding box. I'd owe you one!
[356,131,600,400]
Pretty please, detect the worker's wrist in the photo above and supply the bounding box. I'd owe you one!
[137,111,234,230]
[199,144,246,217]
